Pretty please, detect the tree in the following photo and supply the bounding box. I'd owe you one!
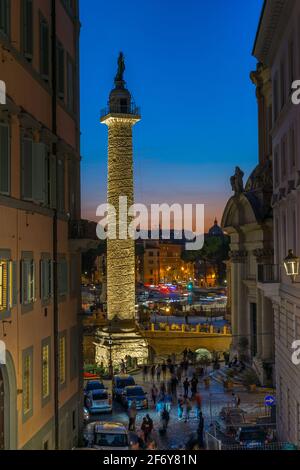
[82,241,106,277]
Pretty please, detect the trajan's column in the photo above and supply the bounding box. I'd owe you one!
[96,53,148,367]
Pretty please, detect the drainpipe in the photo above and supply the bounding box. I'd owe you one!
[51,0,59,450]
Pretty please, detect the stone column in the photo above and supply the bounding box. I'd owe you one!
[230,250,248,349]
[262,296,274,361]
[230,261,239,348]
[256,289,263,357]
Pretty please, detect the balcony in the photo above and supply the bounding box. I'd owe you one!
[100,102,140,118]
[257,264,280,301]
[257,264,280,283]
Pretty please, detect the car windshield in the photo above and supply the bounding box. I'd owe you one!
[240,431,265,441]
[126,387,144,397]
[95,433,128,447]
[86,382,104,391]
[116,377,135,388]
[93,391,108,400]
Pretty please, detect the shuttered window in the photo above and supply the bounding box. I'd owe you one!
[57,157,65,212]
[0,123,10,195]
[57,42,65,100]
[21,0,33,61]
[59,334,66,385]
[0,259,16,314]
[40,16,49,80]
[22,139,48,204]
[0,0,10,37]
[0,261,8,311]
[22,348,33,418]
[21,258,35,305]
[58,258,68,296]
[40,258,52,302]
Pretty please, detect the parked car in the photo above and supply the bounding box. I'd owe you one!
[84,380,105,396]
[85,389,112,414]
[121,385,148,410]
[113,375,135,400]
[84,422,129,450]
[236,426,268,449]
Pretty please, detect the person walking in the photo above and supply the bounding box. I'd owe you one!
[159,381,166,401]
[185,398,192,422]
[183,377,190,399]
[156,364,161,383]
[141,415,152,443]
[128,400,137,431]
[197,412,205,448]
[150,364,156,382]
[143,365,149,383]
[177,395,184,421]
[160,405,170,434]
[176,365,182,383]
[162,361,167,381]
[195,391,202,418]
[151,384,158,408]
[190,375,198,398]
[171,373,179,401]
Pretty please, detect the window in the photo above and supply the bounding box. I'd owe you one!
[42,341,50,401]
[70,326,78,380]
[57,157,65,212]
[0,122,10,195]
[21,257,35,305]
[40,258,52,302]
[57,42,65,100]
[67,54,75,112]
[0,0,10,37]
[21,0,33,61]
[22,347,33,419]
[58,257,68,296]
[0,258,17,314]
[21,138,48,204]
[39,16,49,80]
[59,334,66,385]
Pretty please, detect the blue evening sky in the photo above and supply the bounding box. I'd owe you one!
[80,0,264,229]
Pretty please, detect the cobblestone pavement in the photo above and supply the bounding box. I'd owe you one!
[85,366,271,450]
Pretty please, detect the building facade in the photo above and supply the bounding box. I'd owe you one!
[253,0,300,446]
[0,0,82,449]
[222,63,275,384]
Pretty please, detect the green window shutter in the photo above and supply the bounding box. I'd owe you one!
[22,0,33,60]
[21,260,28,304]
[0,0,10,36]
[40,259,45,300]
[40,18,49,79]
[12,261,17,306]
[32,142,47,204]
[21,138,33,200]
[57,158,65,212]
[0,123,10,194]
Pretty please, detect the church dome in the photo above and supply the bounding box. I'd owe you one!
[208,218,224,237]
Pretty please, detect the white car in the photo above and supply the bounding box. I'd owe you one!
[85,389,113,414]
[84,422,129,450]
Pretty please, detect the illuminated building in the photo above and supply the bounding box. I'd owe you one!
[0,0,82,449]
[95,54,148,367]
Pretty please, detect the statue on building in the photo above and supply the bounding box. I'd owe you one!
[115,52,125,84]
[230,166,244,194]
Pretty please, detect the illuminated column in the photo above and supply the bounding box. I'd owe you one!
[100,52,140,325]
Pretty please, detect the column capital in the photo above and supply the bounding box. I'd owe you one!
[229,250,248,263]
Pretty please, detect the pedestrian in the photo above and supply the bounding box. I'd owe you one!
[176,365,182,383]
[197,412,205,448]
[121,359,126,374]
[159,381,166,400]
[141,416,151,443]
[190,375,198,398]
[235,394,241,408]
[151,384,158,407]
[128,400,137,431]
[162,361,167,381]
[171,373,179,401]
[185,398,192,422]
[177,395,184,420]
[143,364,148,382]
[195,391,202,418]
[156,364,161,383]
[183,377,190,399]
[160,405,170,434]
[150,364,156,382]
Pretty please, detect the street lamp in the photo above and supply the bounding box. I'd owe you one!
[283,249,300,283]
[108,334,113,378]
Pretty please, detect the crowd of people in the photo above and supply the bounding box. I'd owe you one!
[127,354,207,450]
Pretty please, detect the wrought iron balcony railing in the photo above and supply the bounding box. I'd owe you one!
[257,264,280,283]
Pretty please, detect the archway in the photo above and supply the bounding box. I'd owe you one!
[0,351,18,449]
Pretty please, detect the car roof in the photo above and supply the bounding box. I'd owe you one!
[125,385,143,390]
[92,422,127,434]
[114,375,134,380]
